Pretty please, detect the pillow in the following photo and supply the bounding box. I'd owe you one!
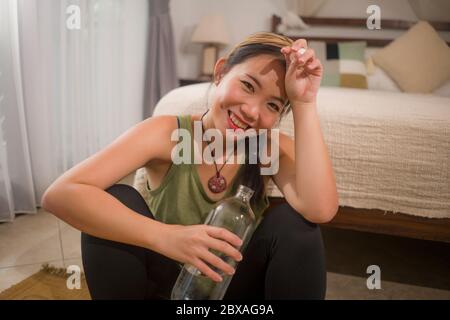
[372,21,450,93]
[367,54,450,96]
[366,47,450,95]
[366,56,402,92]
[433,80,450,98]
[309,40,368,89]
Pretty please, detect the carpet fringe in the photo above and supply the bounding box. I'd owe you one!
[41,263,85,279]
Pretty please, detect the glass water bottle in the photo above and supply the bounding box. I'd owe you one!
[171,185,256,300]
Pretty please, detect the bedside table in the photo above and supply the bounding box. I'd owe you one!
[179,78,212,87]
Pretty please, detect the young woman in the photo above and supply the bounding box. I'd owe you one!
[42,32,338,300]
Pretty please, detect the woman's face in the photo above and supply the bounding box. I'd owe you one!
[209,54,288,138]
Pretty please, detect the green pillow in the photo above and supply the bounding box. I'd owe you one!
[308,41,368,89]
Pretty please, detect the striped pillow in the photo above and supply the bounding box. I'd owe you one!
[309,41,368,89]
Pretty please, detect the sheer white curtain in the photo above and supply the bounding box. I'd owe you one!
[0,0,34,221]
[0,0,149,222]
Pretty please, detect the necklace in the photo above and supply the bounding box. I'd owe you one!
[200,110,235,193]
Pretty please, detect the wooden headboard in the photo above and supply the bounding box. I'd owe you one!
[271,14,450,46]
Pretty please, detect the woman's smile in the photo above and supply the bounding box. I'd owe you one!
[227,110,250,131]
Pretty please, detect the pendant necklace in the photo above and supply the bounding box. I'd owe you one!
[200,110,234,194]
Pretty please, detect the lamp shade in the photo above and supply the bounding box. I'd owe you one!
[191,14,230,46]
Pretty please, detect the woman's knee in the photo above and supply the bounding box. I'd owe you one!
[105,184,154,219]
[259,201,326,266]
[262,202,323,244]
[81,184,155,299]
[261,202,327,299]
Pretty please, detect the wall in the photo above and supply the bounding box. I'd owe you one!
[170,0,287,79]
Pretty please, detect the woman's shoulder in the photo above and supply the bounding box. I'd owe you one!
[150,114,179,126]
[154,113,201,128]
[142,113,201,166]
[141,115,180,165]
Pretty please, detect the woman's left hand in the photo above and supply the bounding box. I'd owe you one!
[281,39,323,105]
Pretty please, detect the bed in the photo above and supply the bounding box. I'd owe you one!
[134,15,450,243]
[268,15,450,243]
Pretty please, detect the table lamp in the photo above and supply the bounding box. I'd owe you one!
[191,14,230,81]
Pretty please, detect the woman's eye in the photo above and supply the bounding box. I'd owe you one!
[241,80,254,92]
[268,103,281,112]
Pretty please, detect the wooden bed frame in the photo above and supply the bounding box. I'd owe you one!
[270,15,450,243]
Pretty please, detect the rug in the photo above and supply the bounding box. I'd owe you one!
[0,263,91,300]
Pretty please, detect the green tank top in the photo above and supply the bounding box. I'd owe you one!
[144,114,270,226]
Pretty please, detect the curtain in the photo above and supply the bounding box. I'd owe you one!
[0,0,149,222]
[0,0,35,221]
[143,0,178,118]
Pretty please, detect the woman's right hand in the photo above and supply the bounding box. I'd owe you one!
[157,224,244,282]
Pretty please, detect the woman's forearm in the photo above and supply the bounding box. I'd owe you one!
[291,102,339,220]
[42,183,166,252]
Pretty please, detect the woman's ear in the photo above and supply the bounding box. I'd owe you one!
[213,58,227,85]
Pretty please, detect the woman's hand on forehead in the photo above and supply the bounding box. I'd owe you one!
[280,39,323,106]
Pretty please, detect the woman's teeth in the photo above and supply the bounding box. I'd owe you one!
[229,112,249,130]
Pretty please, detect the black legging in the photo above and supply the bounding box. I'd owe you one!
[81,184,326,300]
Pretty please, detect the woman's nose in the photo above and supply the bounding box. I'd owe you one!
[241,103,259,123]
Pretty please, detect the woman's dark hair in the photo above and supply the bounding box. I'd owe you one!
[206,32,294,209]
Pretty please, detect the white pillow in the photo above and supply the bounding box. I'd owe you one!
[367,62,402,92]
[365,48,400,92]
[152,83,213,117]
[364,47,380,61]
